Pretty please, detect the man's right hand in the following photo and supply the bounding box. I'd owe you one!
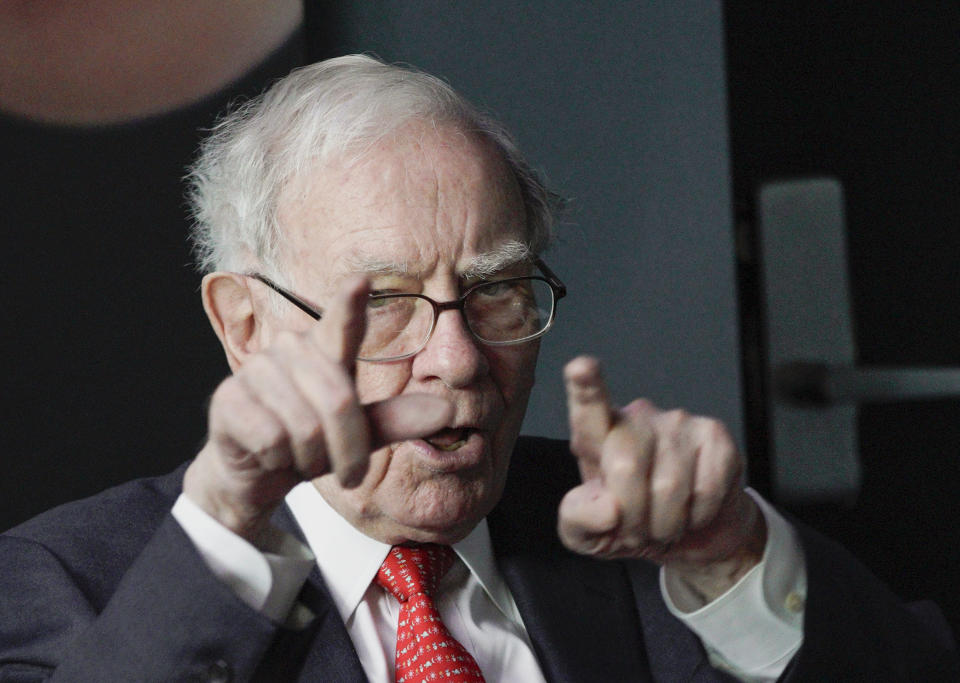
[182,276,454,544]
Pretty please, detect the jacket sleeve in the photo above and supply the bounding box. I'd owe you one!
[0,515,281,682]
[780,521,958,681]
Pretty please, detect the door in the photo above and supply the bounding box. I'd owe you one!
[726,2,960,635]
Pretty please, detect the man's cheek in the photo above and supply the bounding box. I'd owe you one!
[492,347,538,403]
[355,364,410,403]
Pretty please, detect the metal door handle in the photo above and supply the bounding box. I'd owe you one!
[776,361,960,406]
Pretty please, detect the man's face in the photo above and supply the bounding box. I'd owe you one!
[267,122,538,544]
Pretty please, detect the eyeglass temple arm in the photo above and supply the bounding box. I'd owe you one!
[248,273,323,320]
[534,258,567,299]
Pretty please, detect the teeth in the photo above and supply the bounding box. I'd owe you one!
[425,427,470,452]
[433,439,466,452]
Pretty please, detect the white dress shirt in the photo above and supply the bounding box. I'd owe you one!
[172,486,804,682]
[284,483,546,682]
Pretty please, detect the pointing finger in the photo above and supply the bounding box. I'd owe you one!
[565,356,616,475]
[311,275,370,374]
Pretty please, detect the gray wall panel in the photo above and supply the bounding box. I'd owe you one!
[329,2,743,446]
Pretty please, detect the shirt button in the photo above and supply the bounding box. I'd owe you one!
[785,591,805,613]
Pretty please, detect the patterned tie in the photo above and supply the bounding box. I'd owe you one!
[376,544,486,683]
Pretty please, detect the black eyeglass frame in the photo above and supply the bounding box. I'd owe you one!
[246,257,567,362]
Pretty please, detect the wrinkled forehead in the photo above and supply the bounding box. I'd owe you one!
[275,123,528,287]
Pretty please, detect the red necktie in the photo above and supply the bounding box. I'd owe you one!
[376,544,486,683]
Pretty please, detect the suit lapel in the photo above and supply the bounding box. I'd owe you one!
[292,567,368,682]
[488,438,652,681]
[268,504,368,682]
[496,545,653,682]
[497,542,733,683]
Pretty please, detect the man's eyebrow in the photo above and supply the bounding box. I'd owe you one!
[344,240,534,279]
[344,255,411,275]
[462,240,533,279]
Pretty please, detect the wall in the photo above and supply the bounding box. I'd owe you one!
[317,1,743,445]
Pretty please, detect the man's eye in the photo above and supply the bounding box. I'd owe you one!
[368,295,395,309]
[477,281,515,297]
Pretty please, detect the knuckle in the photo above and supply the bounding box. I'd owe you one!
[287,414,323,447]
[209,383,256,434]
[572,380,605,405]
[605,452,639,481]
[661,408,690,431]
[618,528,647,548]
[628,419,657,450]
[692,483,726,515]
[254,419,288,454]
[697,418,743,466]
[651,474,686,502]
[210,376,243,410]
[693,476,725,498]
[632,397,656,412]
[704,417,733,446]
[716,441,744,477]
[569,433,593,459]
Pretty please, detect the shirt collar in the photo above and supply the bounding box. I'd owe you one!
[284,481,518,625]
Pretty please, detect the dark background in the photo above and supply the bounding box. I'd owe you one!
[725,1,960,636]
[2,0,958,637]
[1,28,307,526]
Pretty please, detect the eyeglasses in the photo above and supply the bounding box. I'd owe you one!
[248,258,566,362]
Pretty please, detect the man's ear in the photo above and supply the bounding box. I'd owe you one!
[201,272,263,372]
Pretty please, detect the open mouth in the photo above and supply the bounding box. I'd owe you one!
[425,428,470,452]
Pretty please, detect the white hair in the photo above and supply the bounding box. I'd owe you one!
[186,54,561,278]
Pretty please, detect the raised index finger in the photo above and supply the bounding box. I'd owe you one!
[310,274,370,374]
[295,275,371,485]
[565,356,617,477]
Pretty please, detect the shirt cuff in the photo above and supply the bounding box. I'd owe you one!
[172,493,316,624]
[660,488,806,681]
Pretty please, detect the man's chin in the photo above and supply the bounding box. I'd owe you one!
[314,438,510,544]
[382,515,484,546]
[384,484,492,543]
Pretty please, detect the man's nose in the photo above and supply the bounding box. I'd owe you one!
[411,308,489,388]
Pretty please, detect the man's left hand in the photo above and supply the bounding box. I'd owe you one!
[558,356,766,603]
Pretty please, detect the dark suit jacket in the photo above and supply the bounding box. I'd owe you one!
[0,437,956,682]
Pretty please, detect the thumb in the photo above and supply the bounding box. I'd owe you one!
[557,479,621,556]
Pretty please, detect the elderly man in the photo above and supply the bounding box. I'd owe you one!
[1,55,955,682]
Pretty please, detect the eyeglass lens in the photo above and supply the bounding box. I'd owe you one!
[357,277,554,361]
